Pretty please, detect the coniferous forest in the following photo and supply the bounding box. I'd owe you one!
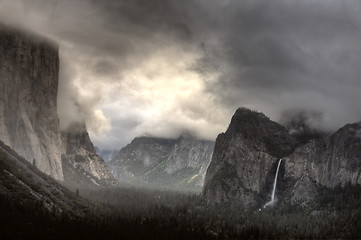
[1,183,361,240]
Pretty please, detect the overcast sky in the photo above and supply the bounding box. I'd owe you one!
[1,0,360,150]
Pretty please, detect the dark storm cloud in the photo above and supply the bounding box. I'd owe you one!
[89,0,192,39]
[191,0,361,129]
[0,0,360,149]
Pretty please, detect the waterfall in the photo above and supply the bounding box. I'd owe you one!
[263,158,282,208]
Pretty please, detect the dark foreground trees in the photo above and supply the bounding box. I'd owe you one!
[1,185,361,240]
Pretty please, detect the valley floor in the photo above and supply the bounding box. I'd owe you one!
[1,183,361,240]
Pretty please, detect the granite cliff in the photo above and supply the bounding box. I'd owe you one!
[61,122,117,188]
[203,108,297,206]
[0,25,114,186]
[203,108,361,208]
[285,122,361,205]
[108,135,214,190]
[0,25,63,180]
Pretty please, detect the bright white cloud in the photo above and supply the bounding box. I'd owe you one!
[88,47,230,149]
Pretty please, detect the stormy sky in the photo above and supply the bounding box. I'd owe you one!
[1,0,360,150]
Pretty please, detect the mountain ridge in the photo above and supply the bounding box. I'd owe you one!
[108,135,214,190]
[203,107,361,208]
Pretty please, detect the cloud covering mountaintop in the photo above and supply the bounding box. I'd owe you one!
[1,0,360,149]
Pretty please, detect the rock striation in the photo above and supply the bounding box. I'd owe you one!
[203,107,361,207]
[61,122,117,188]
[0,25,63,180]
[108,135,214,190]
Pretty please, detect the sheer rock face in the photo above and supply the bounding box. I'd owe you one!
[0,25,115,186]
[203,108,297,206]
[203,108,361,207]
[0,25,63,180]
[61,123,117,187]
[108,135,214,190]
[285,122,361,190]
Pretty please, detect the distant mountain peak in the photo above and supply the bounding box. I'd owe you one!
[108,136,215,190]
[227,108,297,158]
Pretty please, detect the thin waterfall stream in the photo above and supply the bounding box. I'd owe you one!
[263,158,282,208]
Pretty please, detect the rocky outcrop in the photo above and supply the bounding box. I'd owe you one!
[61,122,117,188]
[108,135,214,190]
[203,107,361,208]
[284,122,361,204]
[203,108,297,206]
[0,25,115,186]
[0,25,63,180]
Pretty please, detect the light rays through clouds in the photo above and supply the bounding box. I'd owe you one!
[0,0,360,149]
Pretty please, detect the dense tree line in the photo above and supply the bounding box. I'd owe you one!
[2,183,361,239]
